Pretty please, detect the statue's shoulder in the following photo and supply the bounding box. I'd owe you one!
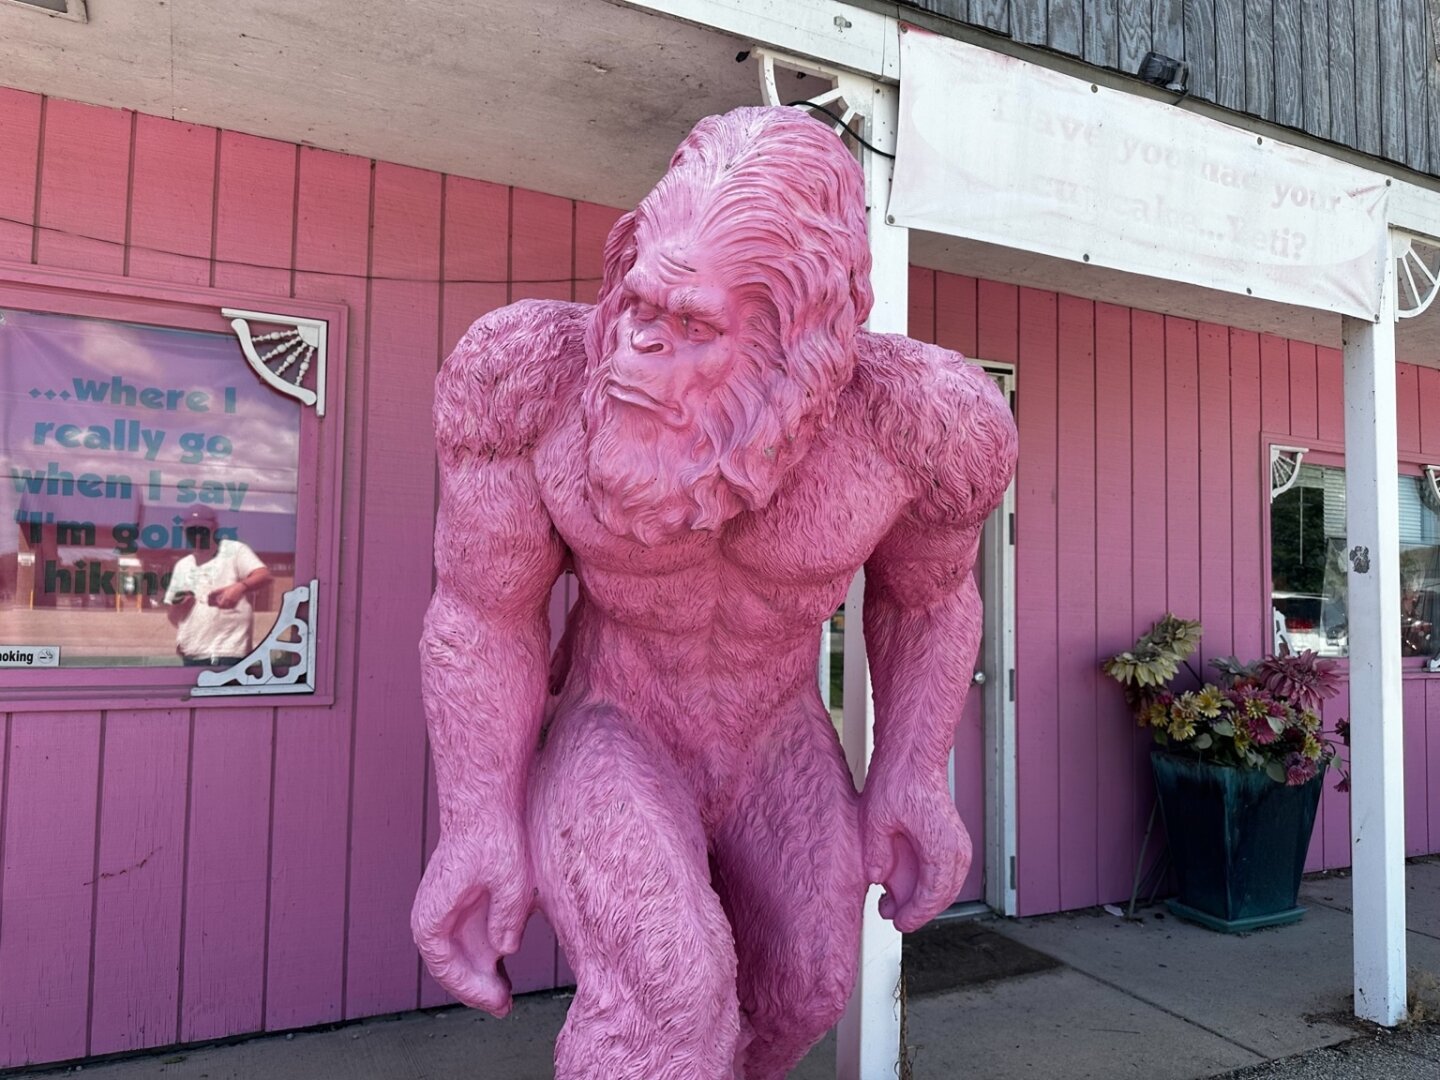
[434,299,589,460]
[851,331,1018,528]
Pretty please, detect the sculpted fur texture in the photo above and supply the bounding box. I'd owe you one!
[416,106,1018,1079]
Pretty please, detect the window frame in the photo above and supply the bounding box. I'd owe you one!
[1262,433,1440,674]
[0,262,346,708]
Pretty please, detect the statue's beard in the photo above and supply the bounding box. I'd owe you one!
[581,350,794,547]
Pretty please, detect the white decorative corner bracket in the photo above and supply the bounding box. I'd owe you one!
[1270,445,1309,500]
[191,579,318,696]
[1394,233,1440,320]
[223,308,329,415]
[754,48,873,153]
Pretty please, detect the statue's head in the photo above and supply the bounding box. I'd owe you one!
[583,106,873,545]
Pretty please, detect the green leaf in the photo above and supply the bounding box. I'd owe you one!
[1212,720,1235,737]
[1266,760,1286,783]
[1267,715,1286,734]
[1193,733,1213,750]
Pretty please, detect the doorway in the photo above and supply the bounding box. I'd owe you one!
[819,362,1018,915]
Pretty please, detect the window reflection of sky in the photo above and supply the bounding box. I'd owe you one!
[0,308,301,555]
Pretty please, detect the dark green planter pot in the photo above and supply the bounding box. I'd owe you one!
[1150,751,1325,933]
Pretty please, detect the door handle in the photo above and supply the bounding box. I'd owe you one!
[972,671,986,685]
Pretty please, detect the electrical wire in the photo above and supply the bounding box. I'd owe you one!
[786,100,897,159]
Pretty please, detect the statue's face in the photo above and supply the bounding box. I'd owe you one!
[603,246,746,429]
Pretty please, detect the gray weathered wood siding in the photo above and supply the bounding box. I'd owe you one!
[902,0,1440,178]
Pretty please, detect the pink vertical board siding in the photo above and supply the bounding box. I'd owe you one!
[1317,347,1344,444]
[574,202,621,305]
[510,188,573,302]
[1404,679,1429,856]
[908,266,935,343]
[935,273,978,357]
[34,100,130,274]
[1396,363,1422,456]
[0,712,102,1067]
[265,147,374,1032]
[1229,331,1266,661]
[1164,319,1201,620]
[126,117,216,286]
[212,132,295,295]
[1417,367,1440,457]
[179,707,274,1043]
[1014,287,1060,916]
[1092,303,1136,903]
[1258,334,1290,436]
[1197,324,1234,663]
[0,88,40,261]
[1055,295,1099,909]
[89,710,189,1055]
[344,162,441,1018]
[441,174,510,347]
[1129,312,1169,875]
[1287,341,1319,442]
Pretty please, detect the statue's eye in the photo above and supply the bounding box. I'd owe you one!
[632,300,660,322]
[684,318,719,343]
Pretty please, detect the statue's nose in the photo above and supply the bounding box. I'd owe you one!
[630,327,668,355]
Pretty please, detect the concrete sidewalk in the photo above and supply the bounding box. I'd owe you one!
[8,862,1440,1080]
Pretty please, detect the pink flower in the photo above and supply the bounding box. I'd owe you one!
[1247,715,1281,745]
[1258,651,1342,713]
[1284,753,1318,786]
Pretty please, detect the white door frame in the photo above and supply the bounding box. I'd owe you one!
[977,363,1018,917]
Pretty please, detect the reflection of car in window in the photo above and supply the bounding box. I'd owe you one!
[1273,591,1346,656]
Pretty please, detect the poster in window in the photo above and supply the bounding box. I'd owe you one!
[0,307,300,668]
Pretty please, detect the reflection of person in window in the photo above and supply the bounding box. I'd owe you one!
[163,506,271,667]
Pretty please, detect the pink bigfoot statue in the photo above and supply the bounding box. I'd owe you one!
[415,106,1017,1079]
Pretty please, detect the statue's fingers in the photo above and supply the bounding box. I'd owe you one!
[488,877,533,956]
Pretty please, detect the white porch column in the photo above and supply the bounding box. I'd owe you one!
[1342,241,1408,1026]
[837,81,907,1080]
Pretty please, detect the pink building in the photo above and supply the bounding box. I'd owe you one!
[1,0,1438,1070]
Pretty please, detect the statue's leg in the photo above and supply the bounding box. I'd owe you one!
[713,706,866,1080]
[529,704,741,1080]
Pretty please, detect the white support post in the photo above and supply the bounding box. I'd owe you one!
[837,80,907,1080]
[1342,240,1408,1027]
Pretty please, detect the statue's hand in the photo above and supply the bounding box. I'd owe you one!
[411,821,534,1016]
[860,771,972,932]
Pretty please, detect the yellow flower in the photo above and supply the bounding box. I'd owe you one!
[1233,725,1252,753]
[1168,714,1197,741]
[1303,734,1323,761]
[1195,686,1225,718]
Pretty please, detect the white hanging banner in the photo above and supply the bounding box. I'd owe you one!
[890,29,1391,321]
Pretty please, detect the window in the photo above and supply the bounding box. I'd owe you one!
[0,268,343,702]
[1270,459,1440,660]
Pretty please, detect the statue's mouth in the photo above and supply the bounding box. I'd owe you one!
[604,381,687,427]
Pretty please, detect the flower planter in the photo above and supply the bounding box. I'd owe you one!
[1151,751,1325,933]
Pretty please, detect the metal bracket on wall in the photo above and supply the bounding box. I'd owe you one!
[191,579,318,696]
[1270,445,1309,500]
[223,308,329,415]
[1394,233,1440,320]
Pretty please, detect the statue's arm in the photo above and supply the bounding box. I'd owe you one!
[859,349,1017,931]
[413,303,572,1015]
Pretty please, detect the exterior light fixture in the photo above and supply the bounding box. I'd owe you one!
[2,0,87,20]
[1137,51,1189,94]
